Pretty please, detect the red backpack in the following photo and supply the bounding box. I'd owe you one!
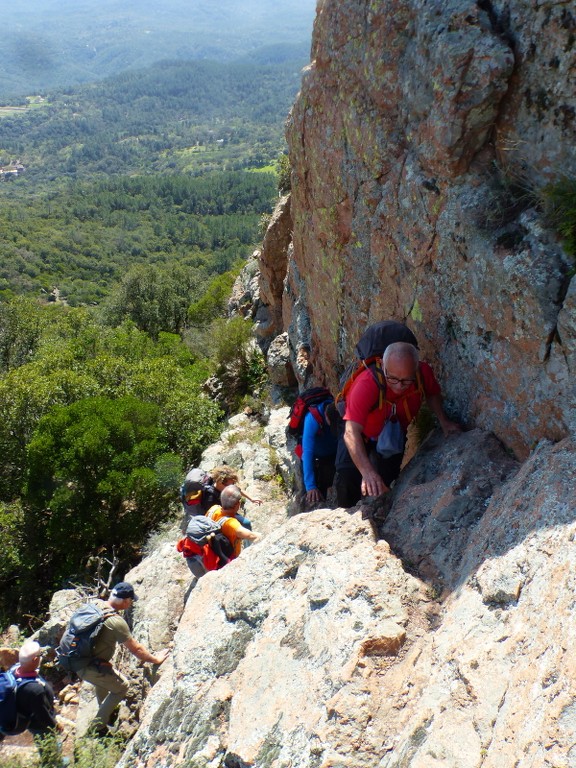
[286,387,334,458]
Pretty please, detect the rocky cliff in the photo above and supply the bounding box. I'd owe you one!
[29,411,573,766]
[5,3,575,767]
[114,2,576,765]
[114,422,576,768]
[257,0,576,459]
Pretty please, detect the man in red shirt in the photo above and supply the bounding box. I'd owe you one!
[335,341,460,507]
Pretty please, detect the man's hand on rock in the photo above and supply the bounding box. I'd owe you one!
[361,470,389,498]
[439,417,462,437]
[153,649,170,666]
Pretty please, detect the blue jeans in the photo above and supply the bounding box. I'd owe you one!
[235,514,252,530]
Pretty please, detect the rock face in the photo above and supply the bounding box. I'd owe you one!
[257,0,576,457]
[257,195,292,352]
[117,429,576,767]
[14,3,575,766]
[116,2,576,762]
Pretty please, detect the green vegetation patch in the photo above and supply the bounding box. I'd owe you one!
[0,170,276,304]
[0,302,223,623]
[543,175,576,261]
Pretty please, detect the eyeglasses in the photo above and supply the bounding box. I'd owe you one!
[384,369,416,387]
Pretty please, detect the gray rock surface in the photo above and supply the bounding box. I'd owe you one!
[115,428,576,767]
[266,332,298,388]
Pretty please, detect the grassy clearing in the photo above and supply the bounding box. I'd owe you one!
[0,106,28,118]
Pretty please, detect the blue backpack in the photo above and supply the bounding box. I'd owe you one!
[0,665,46,735]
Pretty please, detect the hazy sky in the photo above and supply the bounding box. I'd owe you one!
[4,0,317,37]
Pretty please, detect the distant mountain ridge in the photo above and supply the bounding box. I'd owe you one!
[0,0,315,99]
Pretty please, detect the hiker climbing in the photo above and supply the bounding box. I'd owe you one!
[180,464,261,532]
[206,485,261,558]
[287,387,338,507]
[177,514,234,578]
[0,640,62,765]
[56,582,169,737]
[334,321,461,507]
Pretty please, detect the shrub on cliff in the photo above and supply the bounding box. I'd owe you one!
[544,175,576,263]
[23,396,176,588]
[210,316,268,413]
[277,152,291,194]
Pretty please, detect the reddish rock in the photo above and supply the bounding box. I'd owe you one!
[0,647,18,669]
[255,0,576,455]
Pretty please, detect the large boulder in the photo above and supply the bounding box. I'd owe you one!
[116,429,576,767]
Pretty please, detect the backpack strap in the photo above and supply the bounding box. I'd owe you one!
[382,365,426,423]
[307,404,325,430]
[366,359,386,410]
[336,358,386,413]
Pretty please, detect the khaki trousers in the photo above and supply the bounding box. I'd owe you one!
[78,663,129,728]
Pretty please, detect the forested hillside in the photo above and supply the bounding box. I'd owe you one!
[0,48,299,627]
[0,53,303,303]
[0,53,305,179]
[0,172,276,304]
[0,0,315,97]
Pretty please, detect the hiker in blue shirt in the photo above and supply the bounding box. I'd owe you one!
[301,401,338,505]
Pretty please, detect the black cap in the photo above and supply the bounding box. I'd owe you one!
[111,581,138,601]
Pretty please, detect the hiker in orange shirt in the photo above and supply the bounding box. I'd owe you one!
[206,485,260,557]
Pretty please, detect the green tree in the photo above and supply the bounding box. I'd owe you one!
[0,365,100,499]
[277,152,291,194]
[24,396,177,589]
[101,265,192,337]
[187,269,239,328]
[0,296,45,373]
[160,385,223,468]
[0,306,223,500]
[0,501,24,586]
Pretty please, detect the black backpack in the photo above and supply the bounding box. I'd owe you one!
[286,387,334,457]
[180,467,214,513]
[336,321,419,405]
[55,603,116,673]
[0,665,48,736]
